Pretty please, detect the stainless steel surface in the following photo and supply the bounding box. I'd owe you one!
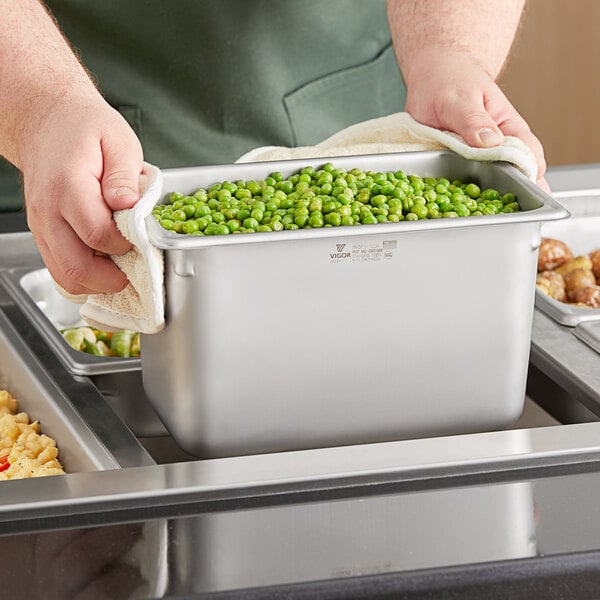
[0,164,598,599]
[0,232,43,270]
[0,309,119,473]
[535,200,600,326]
[4,417,600,523]
[530,310,600,421]
[573,320,600,355]
[141,151,568,458]
[170,481,536,593]
[91,370,168,437]
[0,266,168,437]
[545,162,600,195]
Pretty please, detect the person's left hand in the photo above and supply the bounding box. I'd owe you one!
[403,50,550,193]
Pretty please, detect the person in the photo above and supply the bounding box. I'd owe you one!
[0,0,546,296]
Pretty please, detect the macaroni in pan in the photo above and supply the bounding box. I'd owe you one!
[0,390,64,480]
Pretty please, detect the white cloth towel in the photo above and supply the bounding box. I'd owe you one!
[67,112,538,333]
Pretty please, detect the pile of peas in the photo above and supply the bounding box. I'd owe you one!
[152,162,520,236]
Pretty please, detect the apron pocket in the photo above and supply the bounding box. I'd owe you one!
[283,43,406,147]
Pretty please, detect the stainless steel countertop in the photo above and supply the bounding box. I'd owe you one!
[1,162,600,599]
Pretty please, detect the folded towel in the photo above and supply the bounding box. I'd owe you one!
[64,112,538,333]
[238,112,538,180]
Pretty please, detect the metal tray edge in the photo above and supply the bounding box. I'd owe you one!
[0,267,142,376]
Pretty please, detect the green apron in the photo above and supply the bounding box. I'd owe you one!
[0,0,406,211]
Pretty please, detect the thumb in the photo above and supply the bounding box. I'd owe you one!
[100,137,144,211]
[441,97,505,149]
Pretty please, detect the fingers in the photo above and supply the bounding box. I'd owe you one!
[537,175,552,195]
[438,90,506,148]
[412,79,547,188]
[31,222,129,295]
[26,175,131,295]
[60,169,133,257]
[494,112,547,183]
[100,129,144,212]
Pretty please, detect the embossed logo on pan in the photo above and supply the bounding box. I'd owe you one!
[330,242,351,259]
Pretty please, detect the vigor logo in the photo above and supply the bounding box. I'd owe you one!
[330,243,351,259]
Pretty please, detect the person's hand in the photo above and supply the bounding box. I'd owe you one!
[19,93,144,295]
[403,50,550,193]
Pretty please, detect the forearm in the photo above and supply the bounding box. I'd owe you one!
[387,0,526,84]
[0,0,100,169]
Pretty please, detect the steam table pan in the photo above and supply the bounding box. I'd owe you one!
[141,150,568,458]
[536,206,600,327]
[0,309,121,474]
[0,267,168,437]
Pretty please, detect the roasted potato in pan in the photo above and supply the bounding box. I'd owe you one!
[537,238,600,309]
[537,238,573,272]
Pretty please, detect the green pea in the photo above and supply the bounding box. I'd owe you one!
[217,189,232,202]
[196,217,211,230]
[226,219,241,233]
[237,208,251,221]
[243,217,260,229]
[308,213,324,228]
[480,189,500,201]
[194,204,211,218]
[182,220,200,234]
[454,204,470,217]
[214,223,230,235]
[295,214,309,227]
[159,219,174,230]
[465,199,478,212]
[465,183,481,199]
[412,204,428,219]
[250,209,264,222]
[246,180,261,195]
[325,212,342,227]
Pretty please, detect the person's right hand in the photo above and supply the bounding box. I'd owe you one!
[20,93,144,296]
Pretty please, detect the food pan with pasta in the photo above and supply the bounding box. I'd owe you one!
[0,310,125,479]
